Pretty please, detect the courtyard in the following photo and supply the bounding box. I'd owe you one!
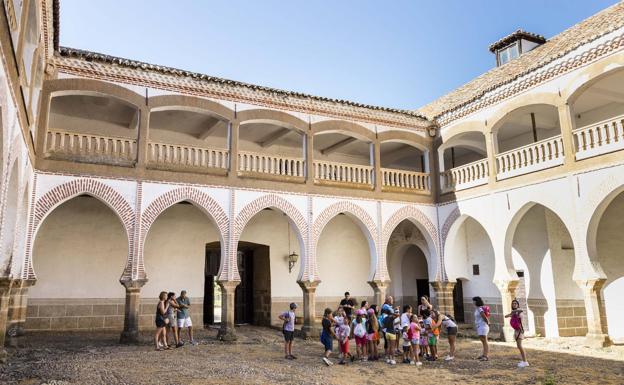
[1,326,622,385]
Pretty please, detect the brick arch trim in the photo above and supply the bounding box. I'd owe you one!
[231,194,308,281]
[139,187,230,281]
[312,201,378,281]
[382,205,440,280]
[24,178,135,280]
[440,207,461,252]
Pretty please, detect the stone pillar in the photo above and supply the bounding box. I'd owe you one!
[0,278,14,362]
[430,281,455,317]
[485,130,498,186]
[557,104,577,167]
[576,279,611,347]
[136,105,150,168]
[368,280,388,306]
[217,280,240,341]
[229,121,240,180]
[6,279,35,347]
[298,280,320,338]
[495,279,519,342]
[305,131,314,186]
[119,279,147,344]
[373,140,382,193]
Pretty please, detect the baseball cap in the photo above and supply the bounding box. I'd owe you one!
[289,302,298,310]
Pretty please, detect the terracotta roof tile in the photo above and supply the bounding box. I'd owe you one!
[417,2,624,121]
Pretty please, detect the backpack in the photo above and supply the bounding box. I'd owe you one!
[510,314,523,331]
[481,305,490,319]
[354,321,366,338]
[383,316,394,331]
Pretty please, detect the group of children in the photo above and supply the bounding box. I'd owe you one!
[317,296,458,366]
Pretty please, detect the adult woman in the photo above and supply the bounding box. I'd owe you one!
[472,296,490,361]
[166,292,183,348]
[417,296,432,317]
[154,291,169,351]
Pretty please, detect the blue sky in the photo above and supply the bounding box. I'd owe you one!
[60,0,618,110]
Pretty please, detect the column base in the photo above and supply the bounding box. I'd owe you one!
[217,327,237,342]
[301,325,320,339]
[119,329,141,344]
[584,333,611,348]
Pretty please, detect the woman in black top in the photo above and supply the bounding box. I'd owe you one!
[154,291,169,351]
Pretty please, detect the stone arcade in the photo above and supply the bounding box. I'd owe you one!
[1,0,624,360]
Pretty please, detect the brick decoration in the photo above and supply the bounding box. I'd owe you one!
[139,187,229,281]
[232,194,308,280]
[24,179,135,280]
[381,206,440,280]
[312,201,378,281]
[439,207,461,281]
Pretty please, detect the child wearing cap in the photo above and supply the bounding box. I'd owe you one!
[352,309,368,361]
[278,302,298,360]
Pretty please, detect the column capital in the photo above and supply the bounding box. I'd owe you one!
[430,280,456,291]
[575,278,607,292]
[368,279,389,291]
[0,277,14,292]
[494,279,519,293]
[120,278,147,291]
[217,280,241,291]
[297,280,320,293]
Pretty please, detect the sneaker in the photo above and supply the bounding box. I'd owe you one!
[176,342,184,348]
[322,357,332,366]
[285,355,293,360]
[290,355,297,360]
[190,340,199,346]
[362,357,368,362]
[385,357,390,364]
[409,360,415,365]
[416,361,423,366]
[350,355,355,363]
[390,360,396,365]
[338,361,346,365]
[478,356,489,361]
[445,356,454,361]
[518,361,529,368]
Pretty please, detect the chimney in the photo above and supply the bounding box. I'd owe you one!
[489,30,546,67]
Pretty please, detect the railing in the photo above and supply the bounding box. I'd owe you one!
[238,151,305,178]
[45,129,136,164]
[495,135,564,180]
[314,160,374,186]
[147,141,229,169]
[441,158,489,192]
[573,114,624,160]
[381,168,430,192]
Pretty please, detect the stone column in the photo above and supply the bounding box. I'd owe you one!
[6,279,35,347]
[217,280,240,341]
[373,140,382,193]
[495,279,519,342]
[485,130,498,187]
[0,278,14,362]
[430,281,456,317]
[576,279,611,347]
[368,280,388,306]
[119,279,147,344]
[557,104,577,167]
[229,121,240,181]
[136,105,150,168]
[298,280,320,338]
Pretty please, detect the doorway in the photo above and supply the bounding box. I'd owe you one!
[416,279,430,303]
[452,279,465,322]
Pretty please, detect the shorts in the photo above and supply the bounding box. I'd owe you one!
[402,345,411,353]
[155,316,166,328]
[428,335,437,346]
[320,333,333,352]
[411,338,419,345]
[386,332,396,341]
[447,327,458,336]
[477,324,490,337]
[514,329,524,341]
[167,314,176,327]
[283,330,294,342]
[355,336,367,346]
[339,339,349,354]
[177,317,192,328]
[420,336,428,346]
[367,332,375,341]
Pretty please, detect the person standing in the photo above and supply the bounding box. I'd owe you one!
[154,291,169,351]
[321,308,336,366]
[278,302,298,360]
[417,295,433,317]
[176,290,197,346]
[505,299,529,367]
[440,313,458,361]
[166,292,183,348]
[473,296,490,361]
[339,292,355,319]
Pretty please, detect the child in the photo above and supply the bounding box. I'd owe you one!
[419,317,428,359]
[401,326,412,364]
[335,316,353,364]
[366,308,379,361]
[352,309,368,361]
[382,311,397,365]
[440,313,458,361]
[278,302,297,360]
[505,299,529,368]
[410,314,423,366]
[424,309,439,361]
[320,308,335,366]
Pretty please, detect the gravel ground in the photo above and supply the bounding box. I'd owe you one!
[1,326,623,385]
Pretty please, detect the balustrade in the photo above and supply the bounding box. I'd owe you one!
[496,135,564,179]
[313,160,374,186]
[381,168,430,192]
[45,129,136,165]
[441,158,489,192]
[147,141,229,169]
[238,151,305,178]
[573,114,624,160]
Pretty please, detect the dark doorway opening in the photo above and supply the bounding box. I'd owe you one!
[452,279,465,323]
[416,279,430,302]
[203,241,271,327]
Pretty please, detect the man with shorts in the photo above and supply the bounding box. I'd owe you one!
[279,303,297,359]
[176,290,197,345]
